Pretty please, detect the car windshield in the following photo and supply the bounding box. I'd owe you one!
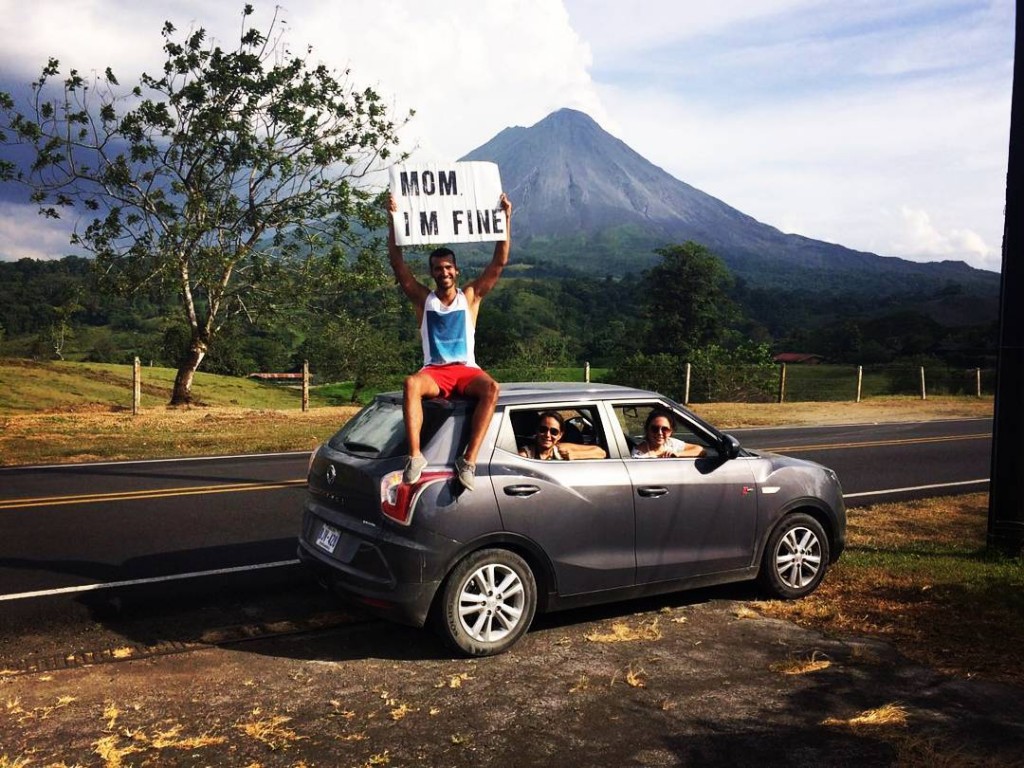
[327,399,450,458]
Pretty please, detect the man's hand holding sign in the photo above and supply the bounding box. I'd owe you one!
[386,162,512,491]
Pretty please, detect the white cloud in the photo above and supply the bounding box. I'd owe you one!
[895,207,999,270]
[0,0,1013,271]
[568,0,1012,271]
[561,0,816,60]
[310,0,604,161]
[0,0,601,260]
[0,202,77,261]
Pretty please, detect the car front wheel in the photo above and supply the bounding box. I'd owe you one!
[436,548,537,657]
[759,513,830,599]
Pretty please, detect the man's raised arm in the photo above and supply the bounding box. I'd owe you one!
[387,195,429,306]
[466,193,512,301]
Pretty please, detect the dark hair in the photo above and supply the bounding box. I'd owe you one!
[536,410,565,433]
[429,247,457,270]
[644,408,676,432]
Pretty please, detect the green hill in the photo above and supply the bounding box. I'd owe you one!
[0,358,325,414]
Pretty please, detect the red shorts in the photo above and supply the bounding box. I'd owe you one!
[420,363,485,398]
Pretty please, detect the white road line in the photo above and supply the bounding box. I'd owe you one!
[0,559,301,602]
[1,476,991,603]
[844,478,989,499]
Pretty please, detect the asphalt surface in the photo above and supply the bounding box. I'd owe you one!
[0,418,991,601]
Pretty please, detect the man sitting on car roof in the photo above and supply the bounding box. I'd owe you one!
[386,193,513,491]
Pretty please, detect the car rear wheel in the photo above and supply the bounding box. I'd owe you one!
[759,513,830,599]
[436,548,537,657]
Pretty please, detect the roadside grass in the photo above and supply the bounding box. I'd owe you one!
[0,358,329,412]
[0,406,361,466]
[693,396,992,428]
[0,357,993,466]
[755,493,1024,687]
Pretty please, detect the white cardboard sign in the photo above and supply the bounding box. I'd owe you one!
[389,161,505,246]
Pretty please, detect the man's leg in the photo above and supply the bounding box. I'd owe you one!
[403,370,441,483]
[461,372,500,465]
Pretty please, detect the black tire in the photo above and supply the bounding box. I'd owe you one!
[758,513,830,599]
[436,548,537,657]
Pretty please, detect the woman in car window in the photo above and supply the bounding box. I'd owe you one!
[632,409,705,458]
[520,411,606,460]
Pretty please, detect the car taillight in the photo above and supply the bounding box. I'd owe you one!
[380,469,454,526]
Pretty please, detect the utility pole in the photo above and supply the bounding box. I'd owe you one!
[988,0,1024,556]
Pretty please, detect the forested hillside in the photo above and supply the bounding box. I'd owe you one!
[0,251,999,390]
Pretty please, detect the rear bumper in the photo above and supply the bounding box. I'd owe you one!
[298,508,447,627]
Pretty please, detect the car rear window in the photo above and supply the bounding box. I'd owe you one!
[327,399,450,459]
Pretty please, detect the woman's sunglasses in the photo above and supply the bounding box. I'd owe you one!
[649,425,672,434]
[538,426,561,436]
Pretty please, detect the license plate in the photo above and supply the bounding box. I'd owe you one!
[315,522,341,554]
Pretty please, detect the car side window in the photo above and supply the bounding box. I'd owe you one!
[613,403,714,457]
[502,405,610,460]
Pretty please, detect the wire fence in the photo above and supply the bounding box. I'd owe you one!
[506,362,996,404]
[775,363,994,403]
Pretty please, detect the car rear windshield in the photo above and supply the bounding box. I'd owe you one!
[327,399,450,459]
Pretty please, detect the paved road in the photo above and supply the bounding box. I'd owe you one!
[0,418,992,604]
[730,417,991,502]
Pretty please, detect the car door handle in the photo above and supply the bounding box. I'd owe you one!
[504,485,541,497]
[638,486,669,498]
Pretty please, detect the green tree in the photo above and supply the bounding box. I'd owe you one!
[689,342,776,403]
[609,351,686,402]
[0,5,406,404]
[300,245,413,400]
[642,242,738,357]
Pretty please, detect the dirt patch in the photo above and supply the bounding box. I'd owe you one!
[2,596,1022,767]
[691,396,992,428]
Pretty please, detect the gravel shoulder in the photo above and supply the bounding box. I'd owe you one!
[2,583,1022,767]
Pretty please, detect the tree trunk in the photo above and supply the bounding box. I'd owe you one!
[170,338,207,406]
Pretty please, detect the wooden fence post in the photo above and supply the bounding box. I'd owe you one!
[132,356,141,416]
[920,366,927,400]
[584,362,591,383]
[778,363,787,404]
[684,362,691,405]
[302,360,310,412]
[856,365,863,403]
[976,367,982,398]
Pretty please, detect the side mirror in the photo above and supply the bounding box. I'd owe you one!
[721,433,741,460]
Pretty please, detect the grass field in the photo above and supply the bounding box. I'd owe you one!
[0,357,994,466]
[0,358,330,412]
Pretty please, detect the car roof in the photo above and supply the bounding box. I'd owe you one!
[494,381,657,405]
[377,381,662,407]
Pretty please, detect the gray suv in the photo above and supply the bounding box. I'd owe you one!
[298,382,846,656]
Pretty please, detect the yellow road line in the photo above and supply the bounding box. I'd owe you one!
[762,432,990,453]
[0,479,306,510]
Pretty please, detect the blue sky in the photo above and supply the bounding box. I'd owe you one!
[0,0,1014,271]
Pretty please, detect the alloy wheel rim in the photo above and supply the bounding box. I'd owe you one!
[775,526,822,589]
[457,563,525,643]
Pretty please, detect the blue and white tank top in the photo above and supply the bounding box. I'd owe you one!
[421,290,477,367]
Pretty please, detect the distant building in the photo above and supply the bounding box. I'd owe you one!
[773,353,824,365]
